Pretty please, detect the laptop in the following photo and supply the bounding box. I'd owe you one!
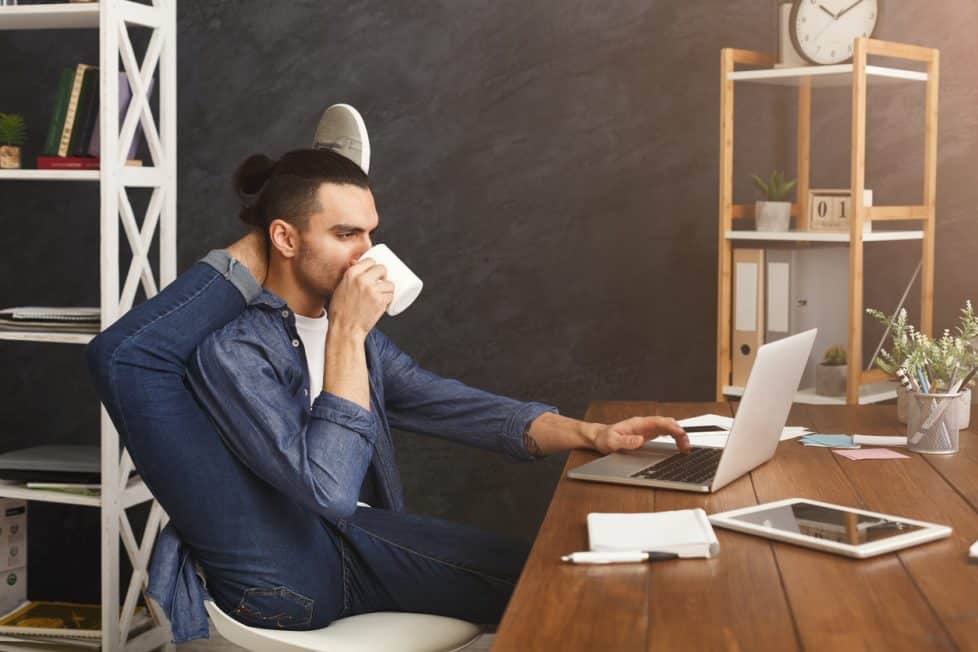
[568,329,817,493]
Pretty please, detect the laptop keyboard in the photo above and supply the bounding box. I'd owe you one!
[629,447,722,485]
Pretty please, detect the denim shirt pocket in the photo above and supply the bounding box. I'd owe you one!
[232,586,314,629]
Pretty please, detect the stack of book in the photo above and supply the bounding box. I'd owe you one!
[38,64,151,171]
[0,602,153,651]
[0,308,100,334]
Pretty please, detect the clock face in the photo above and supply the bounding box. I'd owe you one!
[790,0,880,65]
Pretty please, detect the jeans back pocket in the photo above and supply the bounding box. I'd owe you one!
[232,585,314,629]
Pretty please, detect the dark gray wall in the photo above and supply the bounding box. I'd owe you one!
[1,0,975,599]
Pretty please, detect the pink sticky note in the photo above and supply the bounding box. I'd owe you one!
[833,448,909,461]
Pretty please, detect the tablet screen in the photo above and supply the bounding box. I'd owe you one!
[728,501,925,544]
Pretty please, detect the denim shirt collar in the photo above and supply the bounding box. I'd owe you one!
[249,288,289,311]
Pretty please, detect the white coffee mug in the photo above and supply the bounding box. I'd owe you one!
[360,244,423,316]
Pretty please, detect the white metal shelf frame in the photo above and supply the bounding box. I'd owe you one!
[0,2,177,651]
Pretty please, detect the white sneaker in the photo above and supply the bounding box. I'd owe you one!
[313,103,371,173]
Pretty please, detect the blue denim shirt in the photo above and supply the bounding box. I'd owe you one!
[147,288,557,641]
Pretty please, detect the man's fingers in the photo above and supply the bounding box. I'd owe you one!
[613,416,691,454]
[672,432,692,453]
[621,416,684,437]
[357,263,389,285]
[347,257,378,278]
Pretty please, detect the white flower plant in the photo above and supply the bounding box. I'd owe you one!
[867,301,978,393]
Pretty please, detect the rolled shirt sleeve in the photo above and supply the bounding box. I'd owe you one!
[372,330,558,461]
[189,327,376,520]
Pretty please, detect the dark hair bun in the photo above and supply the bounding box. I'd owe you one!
[233,153,276,198]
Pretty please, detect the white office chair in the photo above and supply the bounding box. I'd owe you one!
[204,600,483,652]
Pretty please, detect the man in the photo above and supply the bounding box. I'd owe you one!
[89,105,689,641]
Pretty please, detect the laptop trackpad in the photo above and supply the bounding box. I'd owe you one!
[571,448,673,477]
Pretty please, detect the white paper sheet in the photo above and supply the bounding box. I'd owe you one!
[664,415,812,449]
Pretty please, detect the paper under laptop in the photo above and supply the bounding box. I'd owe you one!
[673,414,812,449]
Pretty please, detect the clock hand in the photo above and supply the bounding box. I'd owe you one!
[836,0,866,19]
[818,4,838,19]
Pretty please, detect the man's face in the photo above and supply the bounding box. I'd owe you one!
[292,182,379,300]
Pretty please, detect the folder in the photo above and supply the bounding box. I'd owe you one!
[732,249,764,386]
[765,251,792,342]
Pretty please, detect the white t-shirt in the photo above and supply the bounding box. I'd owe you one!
[293,309,329,406]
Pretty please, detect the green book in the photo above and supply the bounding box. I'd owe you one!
[42,68,73,157]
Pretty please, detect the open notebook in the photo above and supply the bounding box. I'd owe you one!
[587,508,720,558]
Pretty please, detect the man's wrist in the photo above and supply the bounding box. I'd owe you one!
[327,318,368,344]
[580,422,601,450]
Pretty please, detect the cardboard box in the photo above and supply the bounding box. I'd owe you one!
[0,567,26,617]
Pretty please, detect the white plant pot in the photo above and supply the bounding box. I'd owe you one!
[755,200,791,231]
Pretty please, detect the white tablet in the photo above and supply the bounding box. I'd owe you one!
[708,498,951,558]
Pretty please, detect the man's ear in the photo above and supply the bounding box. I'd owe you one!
[268,219,299,259]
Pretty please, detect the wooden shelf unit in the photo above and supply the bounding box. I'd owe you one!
[716,38,939,406]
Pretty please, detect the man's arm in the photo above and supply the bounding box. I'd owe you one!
[376,331,557,461]
[189,329,377,520]
[524,412,691,457]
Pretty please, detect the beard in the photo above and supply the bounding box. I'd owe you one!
[292,243,340,307]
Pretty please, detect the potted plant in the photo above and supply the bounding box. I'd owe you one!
[815,345,847,397]
[868,302,978,426]
[0,113,26,169]
[751,170,796,231]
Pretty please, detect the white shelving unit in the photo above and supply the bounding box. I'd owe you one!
[0,2,176,651]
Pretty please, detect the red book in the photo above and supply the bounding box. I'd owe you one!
[36,156,99,170]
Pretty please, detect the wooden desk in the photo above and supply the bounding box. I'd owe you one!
[494,402,978,651]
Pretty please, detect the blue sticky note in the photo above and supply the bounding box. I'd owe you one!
[799,434,860,449]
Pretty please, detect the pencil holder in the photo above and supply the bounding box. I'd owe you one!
[906,391,964,455]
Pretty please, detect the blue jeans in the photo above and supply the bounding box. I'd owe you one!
[87,253,529,630]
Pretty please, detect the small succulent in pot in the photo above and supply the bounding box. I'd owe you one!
[751,170,796,231]
[816,344,847,397]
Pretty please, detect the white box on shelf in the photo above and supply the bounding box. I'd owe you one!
[0,567,26,617]
[0,499,26,547]
[0,500,26,572]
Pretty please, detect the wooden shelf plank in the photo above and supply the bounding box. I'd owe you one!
[0,169,100,182]
[0,2,160,30]
[723,381,898,405]
[728,63,927,87]
[0,331,95,345]
[0,3,97,30]
[0,167,164,187]
[0,477,152,508]
[868,205,929,221]
[725,230,924,243]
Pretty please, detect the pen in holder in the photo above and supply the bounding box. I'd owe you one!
[906,390,964,455]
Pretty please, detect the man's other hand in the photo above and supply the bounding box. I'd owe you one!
[328,258,394,338]
[592,416,690,455]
